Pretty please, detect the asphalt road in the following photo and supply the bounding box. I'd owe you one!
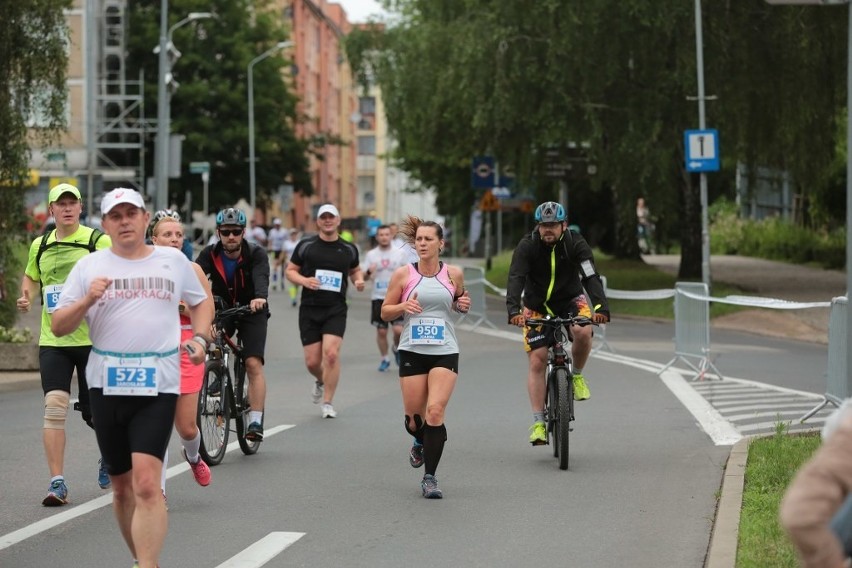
[0,291,749,568]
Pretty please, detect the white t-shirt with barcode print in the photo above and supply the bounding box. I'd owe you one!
[57,246,208,394]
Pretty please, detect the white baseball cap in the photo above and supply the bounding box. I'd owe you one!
[317,204,340,219]
[101,188,146,215]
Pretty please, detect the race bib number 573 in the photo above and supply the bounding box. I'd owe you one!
[103,355,158,396]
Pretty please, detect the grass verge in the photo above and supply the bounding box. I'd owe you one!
[737,426,821,567]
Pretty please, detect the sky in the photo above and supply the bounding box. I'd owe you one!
[335,0,388,23]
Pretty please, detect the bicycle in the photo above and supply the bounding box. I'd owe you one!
[197,304,262,465]
[525,315,594,470]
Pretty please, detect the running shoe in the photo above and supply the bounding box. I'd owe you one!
[322,403,337,419]
[378,359,391,372]
[421,474,442,499]
[311,380,324,404]
[393,347,400,366]
[208,377,222,397]
[529,422,547,445]
[162,489,168,511]
[182,449,211,486]
[42,479,69,506]
[97,458,111,489]
[245,422,264,441]
[409,442,424,468]
[573,373,590,401]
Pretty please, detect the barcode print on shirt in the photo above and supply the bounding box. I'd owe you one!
[112,277,174,293]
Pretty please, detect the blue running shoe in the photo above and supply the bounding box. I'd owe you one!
[378,359,391,372]
[42,479,69,506]
[97,458,111,489]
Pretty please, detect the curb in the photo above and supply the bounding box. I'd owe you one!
[0,371,40,393]
[706,437,750,568]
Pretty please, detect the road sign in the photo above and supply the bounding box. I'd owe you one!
[471,156,495,189]
[684,129,720,172]
[189,161,210,174]
[491,187,512,199]
[480,189,500,212]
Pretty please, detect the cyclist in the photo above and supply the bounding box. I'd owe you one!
[268,218,288,291]
[362,224,407,371]
[147,209,193,260]
[52,187,213,568]
[381,216,470,498]
[506,201,610,446]
[195,207,270,441]
[285,204,364,419]
[16,183,112,506]
[150,215,213,488]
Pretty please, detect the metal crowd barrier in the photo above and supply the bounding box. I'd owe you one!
[658,282,724,381]
[458,266,498,330]
[801,296,848,422]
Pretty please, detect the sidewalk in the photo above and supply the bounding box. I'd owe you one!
[643,254,846,344]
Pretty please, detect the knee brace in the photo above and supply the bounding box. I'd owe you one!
[404,413,424,439]
[44,390,70,430]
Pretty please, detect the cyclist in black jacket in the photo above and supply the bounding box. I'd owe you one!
[195,207,270,441]
[506,201,610,445]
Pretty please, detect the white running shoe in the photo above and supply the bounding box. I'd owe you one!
[311,381,324,404]
[322,403,337,419]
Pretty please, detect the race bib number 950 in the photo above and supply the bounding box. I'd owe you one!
[410,317,446,345]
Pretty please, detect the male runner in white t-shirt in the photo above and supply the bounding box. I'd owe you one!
[268,218,287,291]
[52,188,213,568]
[363,224,408,371]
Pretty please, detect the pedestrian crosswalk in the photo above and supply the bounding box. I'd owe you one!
[690,378,836,436]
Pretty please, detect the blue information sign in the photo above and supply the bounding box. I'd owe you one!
[684,129,720,173]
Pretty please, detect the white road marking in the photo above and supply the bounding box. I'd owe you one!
[0,424,295,552]
[213,532,305,568]
[658,369,744,445]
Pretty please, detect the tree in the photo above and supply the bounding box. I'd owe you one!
[350,0,848,277]
[0,0,70,327]
[124,0,313,212]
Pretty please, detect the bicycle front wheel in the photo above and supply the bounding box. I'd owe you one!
[547,367,559,458]
[555,367,571,470]
[197,362,230,466]
[234,357,261,455]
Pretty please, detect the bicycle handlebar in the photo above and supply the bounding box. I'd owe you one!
[525,316,596,328]
[213,305,255,325]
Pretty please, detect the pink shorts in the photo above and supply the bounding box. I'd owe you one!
[180,327,204,394]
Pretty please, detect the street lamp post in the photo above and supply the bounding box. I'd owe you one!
[154,7,214,211]
[764,0,852,401]
[248,41,293,216]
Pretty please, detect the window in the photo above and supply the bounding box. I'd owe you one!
[359,96,375,116]
[357,136,375,156]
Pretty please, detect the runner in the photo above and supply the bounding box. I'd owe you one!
[16,182,112,506]
[52,187,213,568]
[268,218,287,292]
[283,228,301,307]
[286,204,364,418]
[362,224,407,371]
[150,215,213,489]
[381,216,470,498]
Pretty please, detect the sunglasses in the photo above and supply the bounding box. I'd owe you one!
[219,229,244,237]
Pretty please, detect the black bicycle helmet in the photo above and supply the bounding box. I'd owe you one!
[534,201,566,223]
[216,207,247,227]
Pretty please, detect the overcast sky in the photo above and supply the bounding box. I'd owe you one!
[335,0,388,23]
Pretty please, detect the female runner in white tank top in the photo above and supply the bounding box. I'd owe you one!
[381,216,471,499]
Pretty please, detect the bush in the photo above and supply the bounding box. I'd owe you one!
[0,325,33,343]
[710,204,846,270]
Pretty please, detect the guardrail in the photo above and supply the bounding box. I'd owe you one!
[459,266,843,396]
